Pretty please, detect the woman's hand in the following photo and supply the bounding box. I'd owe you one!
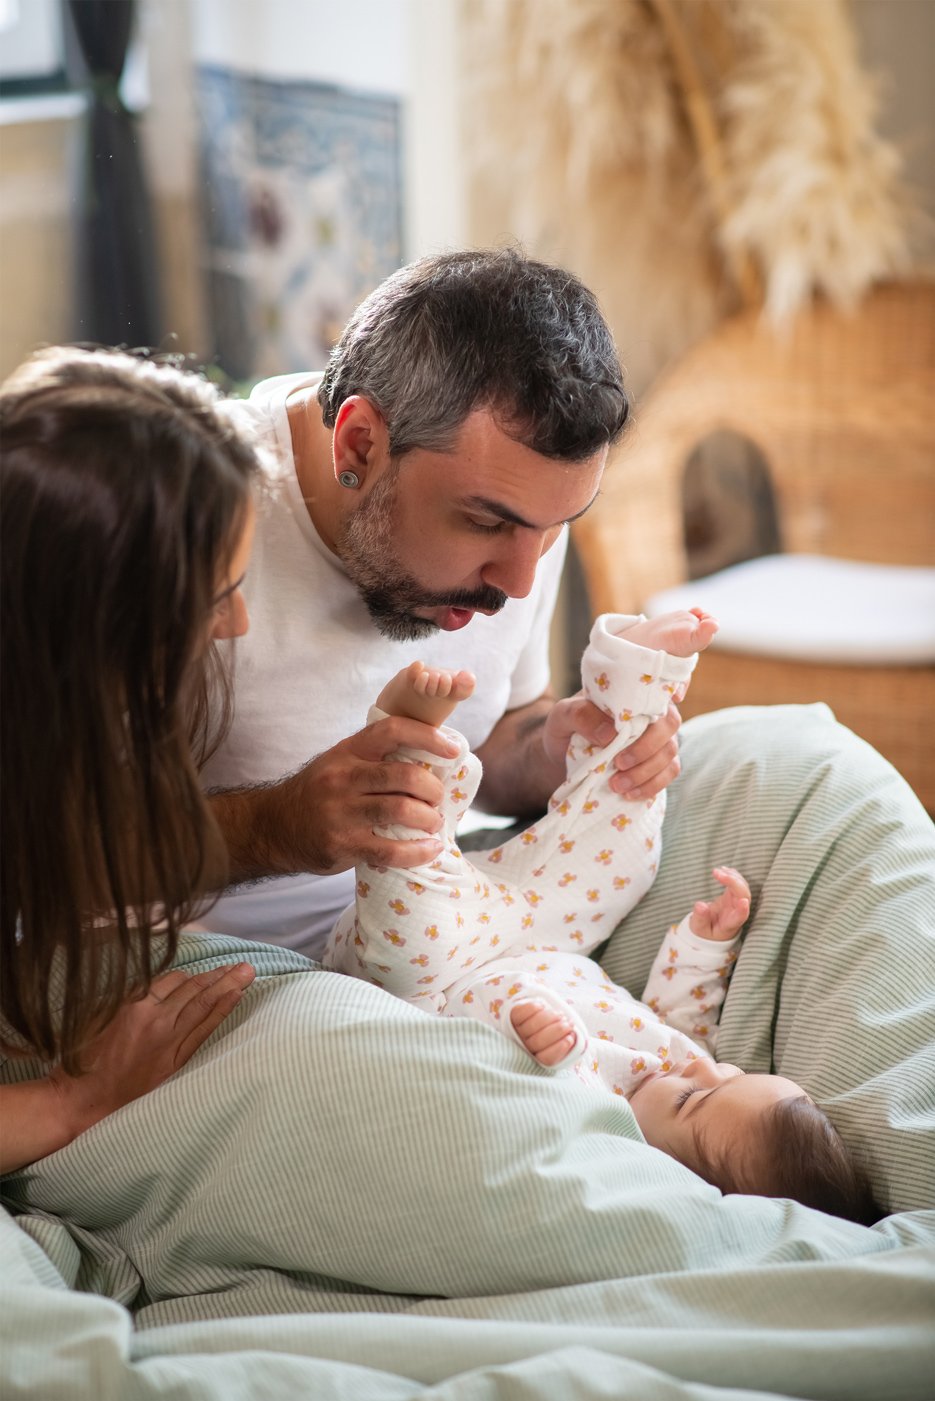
[52,961,256,1132]
[1,962,255,1175]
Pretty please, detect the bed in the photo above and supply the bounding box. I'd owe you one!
[2,703,933,1399]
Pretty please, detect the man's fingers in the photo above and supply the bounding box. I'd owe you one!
[610,752,681,799]
[353,715,461,762]
[351,760,445,806]
[611,708,682,797]
[564,696,616,747]
[364,836,446,871]
[362,792,446,832]
[614,703,682,772]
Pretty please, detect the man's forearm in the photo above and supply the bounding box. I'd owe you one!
[207,721,455,887]
[473,696,564,818]
[209,783,301,885]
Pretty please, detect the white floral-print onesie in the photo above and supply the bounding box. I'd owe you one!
[324,613,738,1095]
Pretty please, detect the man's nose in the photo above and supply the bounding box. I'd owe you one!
[481,531,552,599]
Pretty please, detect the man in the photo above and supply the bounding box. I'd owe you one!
[204,248,681,958]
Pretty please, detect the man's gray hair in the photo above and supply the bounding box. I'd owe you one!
[318,247,629,461]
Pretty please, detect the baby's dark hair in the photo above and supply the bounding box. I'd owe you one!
[695,1095,882,1226]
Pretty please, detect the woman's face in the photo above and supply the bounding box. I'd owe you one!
[210,500,256,641]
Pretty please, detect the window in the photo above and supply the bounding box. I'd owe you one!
[0,0,68,97]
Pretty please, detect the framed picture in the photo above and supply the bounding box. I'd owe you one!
[197,64,403,383]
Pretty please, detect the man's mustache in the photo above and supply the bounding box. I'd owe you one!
[419,585,508,613]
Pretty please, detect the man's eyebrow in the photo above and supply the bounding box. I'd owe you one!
[462,492,600,531]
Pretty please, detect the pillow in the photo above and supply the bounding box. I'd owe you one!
[646,555,935,663]
[600,703,935,1214]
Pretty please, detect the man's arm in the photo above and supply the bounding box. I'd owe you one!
[474,692,683,819]
[211,715,461,883]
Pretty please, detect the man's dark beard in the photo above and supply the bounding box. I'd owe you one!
[335,468,506,642]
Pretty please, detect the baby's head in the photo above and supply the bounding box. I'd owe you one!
[629,1056,879,1224]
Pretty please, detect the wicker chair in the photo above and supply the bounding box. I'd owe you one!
[572,279,935,810]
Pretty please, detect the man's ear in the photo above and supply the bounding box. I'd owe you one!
[332,396,389,488]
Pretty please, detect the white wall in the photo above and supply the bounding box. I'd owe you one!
[190,0,407,92]
[404,0,466,256]
[187,0,466,259]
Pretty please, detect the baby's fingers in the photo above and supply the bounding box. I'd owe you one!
[712,866,751,900]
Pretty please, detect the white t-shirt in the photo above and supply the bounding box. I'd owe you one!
[201,372,568,959]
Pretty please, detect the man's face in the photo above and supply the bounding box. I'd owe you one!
[334,409,606,642]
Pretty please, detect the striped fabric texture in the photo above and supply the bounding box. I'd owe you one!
[600,703,935,1214]
[1,704,933,1399]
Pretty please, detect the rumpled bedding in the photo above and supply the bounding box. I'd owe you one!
[2,703,933,1399]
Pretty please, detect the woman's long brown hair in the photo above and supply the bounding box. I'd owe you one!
[1,347,261,1073]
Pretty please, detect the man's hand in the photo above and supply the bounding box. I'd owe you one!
[216,716,460,882]
[542,695,682,800]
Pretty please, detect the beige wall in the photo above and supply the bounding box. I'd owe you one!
[854,0,935,215]
[0,112,79,375]
[1,1,931,382]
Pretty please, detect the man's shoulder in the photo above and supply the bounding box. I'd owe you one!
[246,371,325,414]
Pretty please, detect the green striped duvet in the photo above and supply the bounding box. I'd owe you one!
[2,704,933,1399]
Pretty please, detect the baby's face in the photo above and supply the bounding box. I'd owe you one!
[628,1055,809,1182]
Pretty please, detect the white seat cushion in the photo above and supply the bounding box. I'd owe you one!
[646,554,935,664]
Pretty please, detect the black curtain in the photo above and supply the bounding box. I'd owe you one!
[68,0,162,346]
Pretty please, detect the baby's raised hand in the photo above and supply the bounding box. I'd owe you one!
[689,866,751,942]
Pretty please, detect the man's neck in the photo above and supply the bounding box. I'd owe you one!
[285,388,340,552]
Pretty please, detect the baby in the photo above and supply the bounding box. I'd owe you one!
[325,611,877,1223]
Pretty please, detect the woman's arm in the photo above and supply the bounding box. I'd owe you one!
[0,961,255,1175]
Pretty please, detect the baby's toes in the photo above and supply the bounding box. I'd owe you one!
[423,668,447,699]
[452,669,476,702]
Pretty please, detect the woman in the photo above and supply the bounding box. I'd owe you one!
[0,346,260,1173]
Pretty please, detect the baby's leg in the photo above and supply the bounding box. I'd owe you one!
[468,612,705,956]
[325,663,496,1006]
[377,660,476,728]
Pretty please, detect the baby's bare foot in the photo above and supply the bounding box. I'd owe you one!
[624,608,719,658]
[376,660,476,727]
[510,1000,579,1067]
